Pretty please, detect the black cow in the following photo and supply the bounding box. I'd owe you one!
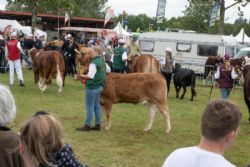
[173,63,196,101]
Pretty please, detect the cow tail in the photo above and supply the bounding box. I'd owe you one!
[56,65,63,86]
[191,73,196,96]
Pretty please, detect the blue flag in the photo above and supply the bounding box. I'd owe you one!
[209,0,221,27]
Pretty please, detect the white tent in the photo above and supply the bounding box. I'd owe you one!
[113,22,132,38]
[0,19,47,39]
[234,28,250,43]
[22,26,47,39]
[0,19,24,32]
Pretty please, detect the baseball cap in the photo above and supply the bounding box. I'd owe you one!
[10,31,17,38]
[165,47,172,53]
[118,39,125,43]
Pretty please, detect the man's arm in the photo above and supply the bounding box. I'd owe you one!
[17,42,24,54]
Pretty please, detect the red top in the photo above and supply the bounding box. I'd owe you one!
[7,40,20,61]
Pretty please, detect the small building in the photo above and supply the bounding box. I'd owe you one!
[0,10,115,39]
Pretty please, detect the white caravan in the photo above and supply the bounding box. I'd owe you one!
[138,31,237,73]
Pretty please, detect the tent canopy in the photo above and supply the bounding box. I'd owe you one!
[113,22,132,37]
[0,19,47,39]
[234,28,250,43]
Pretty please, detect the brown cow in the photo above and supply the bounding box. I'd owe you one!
[203,56,223,84]
[29,48,65,94]
[230,57,250,122]
[101,73,171,132]
[129,54,161,73]
[78,48,171,132]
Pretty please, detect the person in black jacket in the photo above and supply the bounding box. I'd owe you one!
[34,36,43,49]
[0,35,7,73]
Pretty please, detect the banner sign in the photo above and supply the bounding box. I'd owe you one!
[156,0,167,24]
[209,0,221,27]
[104,9,114,27]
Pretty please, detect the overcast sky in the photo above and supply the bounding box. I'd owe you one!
[0,0,249,23]
[106,0,250,23]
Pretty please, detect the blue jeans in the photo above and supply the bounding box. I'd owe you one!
[85,86,103,126]
[220,88,231,100]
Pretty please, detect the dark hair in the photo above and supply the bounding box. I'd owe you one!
[201,99,242,141]
[33,111,49,116]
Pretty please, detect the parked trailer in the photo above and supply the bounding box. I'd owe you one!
[138,31,237,73]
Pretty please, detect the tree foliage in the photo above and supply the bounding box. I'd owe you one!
[182,1,214,33]
[115,13,154,32]
[73,0,108,18]
[187,0,250,34]
[6,0,107,18]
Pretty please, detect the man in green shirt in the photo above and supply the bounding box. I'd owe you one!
[113,39,127,73]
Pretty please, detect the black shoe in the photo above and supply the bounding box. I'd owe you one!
[19,80,25,87]
[90,124,101,131]
[76,125,90,131]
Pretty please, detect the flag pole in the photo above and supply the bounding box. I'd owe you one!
[57,11,60,34]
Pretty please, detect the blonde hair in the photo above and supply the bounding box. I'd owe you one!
[224,60,232,71]
[0,84,16,126]
[20,113,64,166]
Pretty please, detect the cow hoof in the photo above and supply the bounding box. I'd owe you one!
[105,126,110,130]
[73,75,78,80]
[166,129,171,133]
[144,128,150,132]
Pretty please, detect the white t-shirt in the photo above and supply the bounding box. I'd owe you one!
[162,146,236,167]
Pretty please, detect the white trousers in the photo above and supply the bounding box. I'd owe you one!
[8,59,24,85]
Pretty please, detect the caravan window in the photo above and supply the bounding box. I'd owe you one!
[176,43,191,52]
[197,45,218,56]
[139,40,154,52]
[225,46,235,57]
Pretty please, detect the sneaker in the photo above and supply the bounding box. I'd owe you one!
[90,124,101,131]
[19,80,25,87]
[76,125,90,131]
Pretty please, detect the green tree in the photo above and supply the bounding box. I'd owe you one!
[182,1,214,33]
[188,0,250,34]
[73,0,108,18]
[6,0,108,26]
[116,13,153,32]
[6,0,76,31]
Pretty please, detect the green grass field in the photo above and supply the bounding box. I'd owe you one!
[0,70,249,167]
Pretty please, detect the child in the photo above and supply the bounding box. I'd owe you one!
[20,111,87,167]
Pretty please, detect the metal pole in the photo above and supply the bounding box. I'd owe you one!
[208,79,215,101]
[57,12,60,34]
[122,12,124,28]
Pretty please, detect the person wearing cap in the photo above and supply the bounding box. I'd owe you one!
[162,47,175,95]
[5,31,25,86]
[61,34,71,53]
[127,36,141,60]
[113,39,128,73]
[214,55,238,100]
